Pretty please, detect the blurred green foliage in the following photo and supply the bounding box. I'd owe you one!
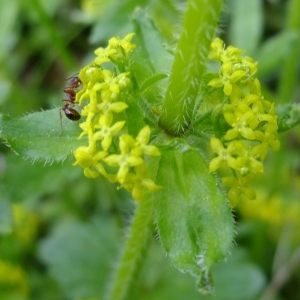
[0,0,300,299]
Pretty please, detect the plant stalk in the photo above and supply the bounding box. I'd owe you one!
[105,195,154,300]
[159,0,223,136]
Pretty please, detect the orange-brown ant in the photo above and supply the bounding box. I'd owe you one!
[60,75,82,135]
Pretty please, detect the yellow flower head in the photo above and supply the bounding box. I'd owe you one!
[208,38,280,206]
[94,33,136,65]
[73,33,160,201]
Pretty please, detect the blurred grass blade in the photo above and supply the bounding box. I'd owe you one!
[228,0,263,55]
[256,31,298,78]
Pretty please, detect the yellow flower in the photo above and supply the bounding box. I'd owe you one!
[79,65,104,86]
[242,56,258,76]
[255,129,280,151]
[72,33,162,200]
[222,175,256,207]
[97,100,128,120]
[208,37,224,61]
[73,146,107,178]
[223,103,258,140]
[209,138,247,172]
[123,163,162,201]
[78,111,95,139]
[108,32,136,55]
[94,47,116,65]
[208,37,281,206]
[93,115,125,151]
[73,146,95,168]
[132,126,161,157]
[208,61,246,96]
[208,38,244,63]
[239,144,265,175]
[104,135,144,183]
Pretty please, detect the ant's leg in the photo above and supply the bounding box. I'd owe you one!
[66,73,79,80]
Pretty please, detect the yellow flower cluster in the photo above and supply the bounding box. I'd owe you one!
[207,38,280,207]
[73,33,161,201]
[238,190,300,240]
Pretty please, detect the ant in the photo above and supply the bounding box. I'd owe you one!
[60,75,82,134]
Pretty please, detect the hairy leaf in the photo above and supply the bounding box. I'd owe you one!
[0,109,84,162]
[154,139,234,294]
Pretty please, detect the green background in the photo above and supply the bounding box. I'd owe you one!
[0,0,299,299]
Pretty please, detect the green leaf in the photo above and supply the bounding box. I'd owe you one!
[131,10,173,98]
[256,30,299,77]
[38,218,120,299]
[276,103,300,132]
[126,11,173,130]
[0,109,84,162]
[214,262,266,300]
[125,94,149,137]
[154,139,234,294]
[140,73,168,95]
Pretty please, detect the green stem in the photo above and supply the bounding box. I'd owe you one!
[278,0,300,103]
[105,196,154,300]
[159,0,223,136]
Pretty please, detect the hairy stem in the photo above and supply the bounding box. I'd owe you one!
[105,196,154,300]
[159,0,223,136]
